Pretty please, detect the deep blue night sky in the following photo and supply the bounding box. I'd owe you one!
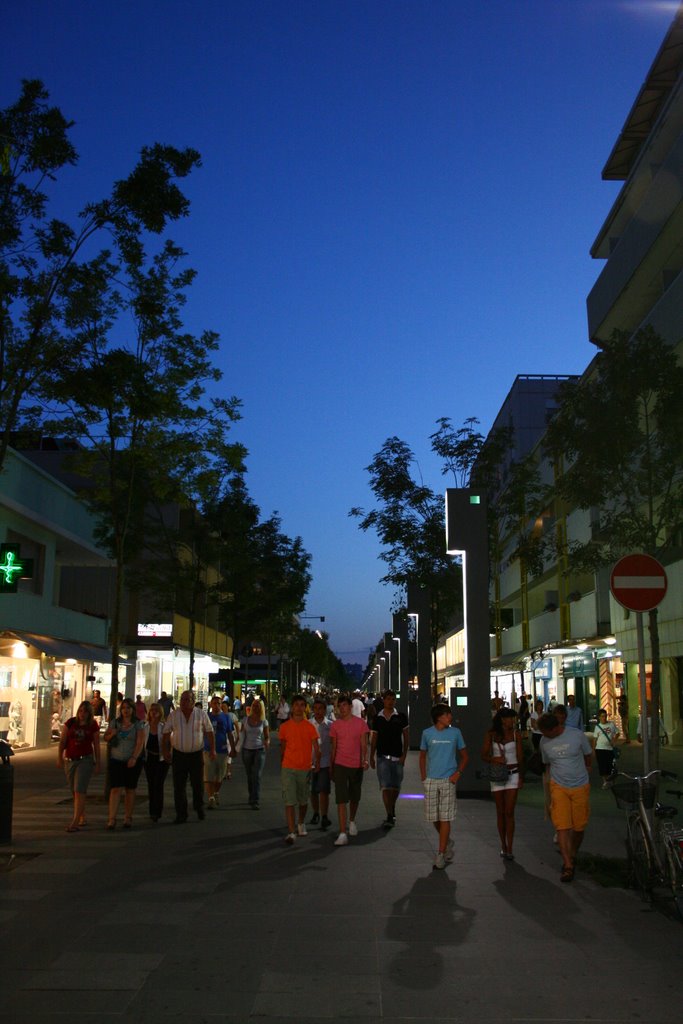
[3,1,677,659]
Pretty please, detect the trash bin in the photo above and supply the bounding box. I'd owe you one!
[0,739,14,844]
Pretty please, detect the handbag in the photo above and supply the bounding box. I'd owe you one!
[597,723,619,757]
[480,740,510,783]
[480,761,510,783]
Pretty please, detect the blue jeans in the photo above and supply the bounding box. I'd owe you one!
[242,747,266,805]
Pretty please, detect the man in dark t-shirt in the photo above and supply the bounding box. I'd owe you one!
[369,691,410,829]
[90,690,107,723]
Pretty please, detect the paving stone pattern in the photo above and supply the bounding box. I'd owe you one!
[2,739,683,1022]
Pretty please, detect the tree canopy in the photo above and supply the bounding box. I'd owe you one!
[544,327,683,755]
[350,434,463,686]
[0,80,205,477]
[544,328,683,566]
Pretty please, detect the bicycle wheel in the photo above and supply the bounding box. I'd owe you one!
[664,840,683,923]
[626,814,653,897]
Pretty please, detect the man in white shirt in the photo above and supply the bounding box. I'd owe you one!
[351,692,366,719]
[163,690,215,824]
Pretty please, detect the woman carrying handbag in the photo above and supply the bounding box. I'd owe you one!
[592,708,619,786]
[481,708,525,861]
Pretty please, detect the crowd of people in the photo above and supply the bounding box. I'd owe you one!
[56,685,623,883]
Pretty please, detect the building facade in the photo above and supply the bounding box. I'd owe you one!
[485,9,683,742]
[0,448,111,747]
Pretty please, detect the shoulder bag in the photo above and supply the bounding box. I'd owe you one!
[479,740,510,783]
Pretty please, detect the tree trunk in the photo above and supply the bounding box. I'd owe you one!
[104,555,125,801]
[109,557,124,720]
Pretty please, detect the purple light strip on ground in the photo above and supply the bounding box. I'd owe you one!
[398,793,424,799]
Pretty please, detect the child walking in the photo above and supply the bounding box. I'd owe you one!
[419,704,469,870]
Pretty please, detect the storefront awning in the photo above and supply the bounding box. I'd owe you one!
[7,630,111,663]
[490,649,533,671]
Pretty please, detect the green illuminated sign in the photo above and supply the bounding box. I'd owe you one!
[0,544,34,593]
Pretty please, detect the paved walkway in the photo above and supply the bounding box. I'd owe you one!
[2,737,682,1022]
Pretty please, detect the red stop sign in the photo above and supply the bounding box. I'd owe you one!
[610,553,667,613]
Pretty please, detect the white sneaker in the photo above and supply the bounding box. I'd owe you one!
[445,840,454,862]
[348,821,358,836]
[334,832,349,846]
[285,833,296,845]
[297,823,307,837]
[433,852,446,870]
[207,796,216,809]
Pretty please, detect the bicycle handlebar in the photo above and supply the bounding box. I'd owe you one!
[613,768,678,783]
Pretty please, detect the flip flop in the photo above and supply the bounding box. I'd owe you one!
[65,825,80,833]
[560,865,574,883]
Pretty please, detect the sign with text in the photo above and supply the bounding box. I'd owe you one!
[137,623,173,637]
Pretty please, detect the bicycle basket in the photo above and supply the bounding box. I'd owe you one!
[610,779,657,810]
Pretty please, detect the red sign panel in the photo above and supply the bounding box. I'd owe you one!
[610,553,668,613]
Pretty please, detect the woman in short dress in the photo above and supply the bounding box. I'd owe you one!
[57,701,101,832]
[481,707,524,860]
[104,697,145,830]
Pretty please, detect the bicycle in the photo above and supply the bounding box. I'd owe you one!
[609,768,683,921]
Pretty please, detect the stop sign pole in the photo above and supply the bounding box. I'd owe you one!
[610,554,668,774]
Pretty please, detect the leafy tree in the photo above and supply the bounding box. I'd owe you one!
[544,327,683,756]
[139,433,247,688]
[249,514,312,702]
[212,474,264,686]
[353,421,549,684]
[1,79,201,476]
[431,415,499,488]
[293,626,346,690]
[44,231,239,717]
[350,435,462,691]
[214,479,312,703]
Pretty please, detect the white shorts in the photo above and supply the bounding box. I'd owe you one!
[491,769,521,793]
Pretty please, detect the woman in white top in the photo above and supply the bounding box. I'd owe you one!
[481,708,525,861]
[593,708,619,783]
[241,703,270,808]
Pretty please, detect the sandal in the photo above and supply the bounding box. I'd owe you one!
[65,824,80,833]
[106,821,116,831]
[560,865,575,883]
[123,820,132,829]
